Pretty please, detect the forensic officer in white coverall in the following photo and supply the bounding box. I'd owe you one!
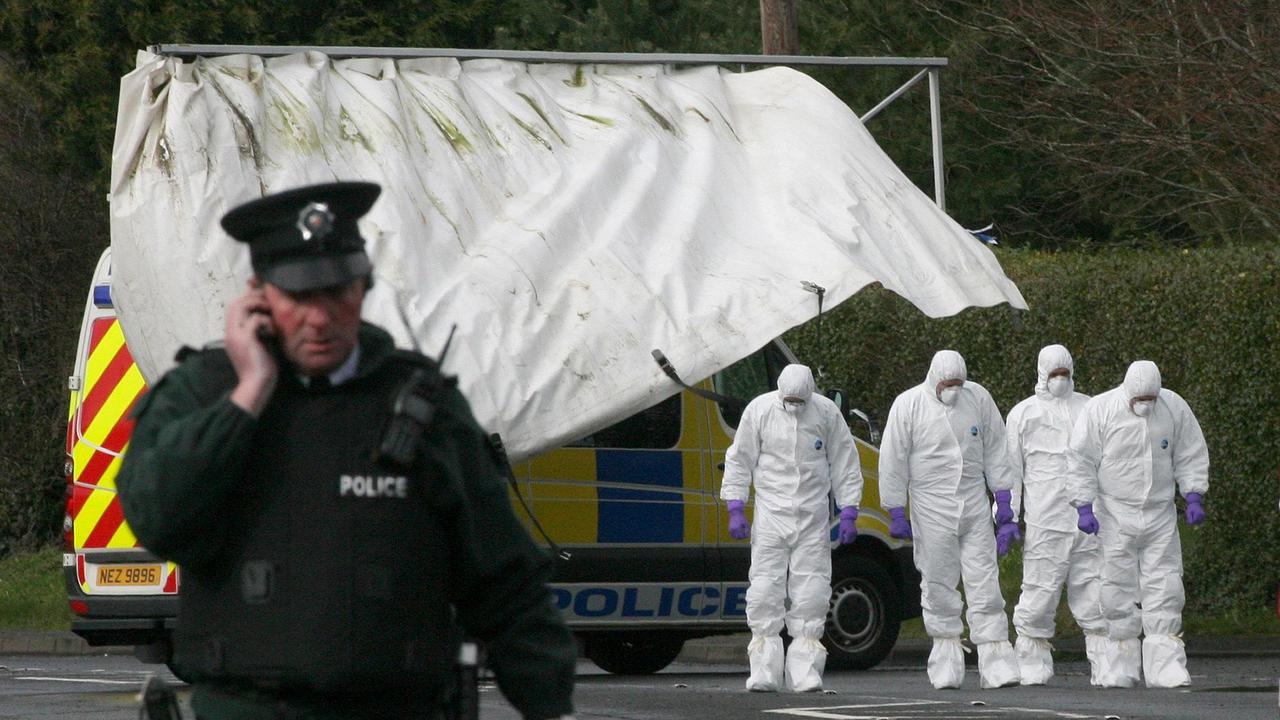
[720,364,863,693]
[1068,360,1209,688]
[879,350,1021,690]
[1005,345,1107,685]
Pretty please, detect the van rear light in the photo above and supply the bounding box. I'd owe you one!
[69,600,89,615]
[93,284,112,308]
[62,514,74,551]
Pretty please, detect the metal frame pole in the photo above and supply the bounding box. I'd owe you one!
[859,68,929,124]
[149,45,947,68]
[928,68,946,212]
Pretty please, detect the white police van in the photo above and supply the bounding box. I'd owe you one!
[511,337,920,673]
[65,249,920,674]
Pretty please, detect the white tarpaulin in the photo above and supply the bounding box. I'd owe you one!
[109,50,1026,461]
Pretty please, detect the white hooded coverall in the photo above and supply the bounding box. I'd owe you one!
[879,350,1020,689]
[1068,360,1209,688]
[1005,345,1106,685]
[720,364,863,692]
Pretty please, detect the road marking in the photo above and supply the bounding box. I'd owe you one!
[766,700,948,716]
[1002,708,1091,719]
[765,700,1093,719]
[17,676,140,686]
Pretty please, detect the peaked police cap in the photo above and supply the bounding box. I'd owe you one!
[221,181,381,292]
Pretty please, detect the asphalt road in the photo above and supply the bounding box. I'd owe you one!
[1,654,1276,720]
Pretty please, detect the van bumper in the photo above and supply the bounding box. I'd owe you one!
[68,594,178,647]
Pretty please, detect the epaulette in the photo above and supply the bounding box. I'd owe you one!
[173,341,227,364]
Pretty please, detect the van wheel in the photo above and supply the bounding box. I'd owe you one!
[824,554,901,670]
[584,633,685,675]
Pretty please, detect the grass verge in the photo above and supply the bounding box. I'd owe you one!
[0,546,73,630]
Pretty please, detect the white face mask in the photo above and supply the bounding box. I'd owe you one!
[1047,376,1071,398]
[783,399,805,415]
[1131,399,1155,417]
[938,386,960,406]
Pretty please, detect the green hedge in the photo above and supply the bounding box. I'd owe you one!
[0,68,104,555]
[785,243,1280,614]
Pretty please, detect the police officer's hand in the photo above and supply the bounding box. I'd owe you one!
[225,281,279,416]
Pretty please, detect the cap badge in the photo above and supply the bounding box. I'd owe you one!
[297,202,334,243]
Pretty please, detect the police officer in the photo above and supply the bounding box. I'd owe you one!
[117,181,577,720]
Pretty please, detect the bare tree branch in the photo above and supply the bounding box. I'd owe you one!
[918,0,1280,242]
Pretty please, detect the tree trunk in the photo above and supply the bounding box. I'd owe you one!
[759,0,799,55]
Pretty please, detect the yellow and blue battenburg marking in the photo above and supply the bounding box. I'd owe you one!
[520,390,716,545]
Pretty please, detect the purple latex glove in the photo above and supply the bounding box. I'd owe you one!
[1076,503,1099,535]
[838,506,859,544]
[1184,492,1205,525]
[994,489,1015,525]
[888,506,912,539]
[727,499,750,539]
[995,522,1022,556]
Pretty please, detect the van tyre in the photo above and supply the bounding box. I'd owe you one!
[584,633,685,675]
[823,554,901,670]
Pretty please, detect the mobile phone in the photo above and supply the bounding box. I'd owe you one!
[254,320,287,365]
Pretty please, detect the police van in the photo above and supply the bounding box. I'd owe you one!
[65,248,921,673]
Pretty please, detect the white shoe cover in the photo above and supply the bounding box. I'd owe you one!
[1143,634,1191,688]
[977,640,1021,689]
[785,636,827,692]
[746,634,784,692]
[1084,634,1110,686]
[1095,637,1141,688]
[1014,636,1053,685]
[927,637,966,689]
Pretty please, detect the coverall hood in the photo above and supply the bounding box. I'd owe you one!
[1123,361,1162,400]
[777,364,816,403]
[1035,344,1074,400]
[925,350,967,403]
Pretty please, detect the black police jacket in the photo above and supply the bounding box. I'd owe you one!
[117,323,575,718]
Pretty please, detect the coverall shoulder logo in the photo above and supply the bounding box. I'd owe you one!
[970,426,979,436]
[1160,438,1169,449]
[814,438,823,450]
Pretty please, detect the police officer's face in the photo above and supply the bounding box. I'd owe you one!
[262,278,366,375]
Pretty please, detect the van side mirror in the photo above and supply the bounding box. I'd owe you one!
[825,388,850,418]
[849,407,881,445]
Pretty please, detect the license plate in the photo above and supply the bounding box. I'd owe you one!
[96,564,161,587]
